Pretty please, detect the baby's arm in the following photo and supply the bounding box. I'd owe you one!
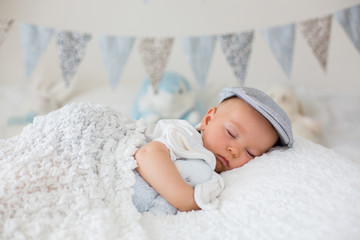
[134,141,200,212]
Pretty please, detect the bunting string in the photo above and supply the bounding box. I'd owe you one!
[0,3,359,89]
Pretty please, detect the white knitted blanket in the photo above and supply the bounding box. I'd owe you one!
[0,103,148,240]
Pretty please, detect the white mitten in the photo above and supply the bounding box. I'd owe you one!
[194,172,224,210]
[174,159,213,188]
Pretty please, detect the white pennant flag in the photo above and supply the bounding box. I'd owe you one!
[56,31,92,86]
[180,36,216,87]
[20,23,54,77]
[99,35,135,88]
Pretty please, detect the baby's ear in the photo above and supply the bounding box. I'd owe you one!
[200,107,216,130]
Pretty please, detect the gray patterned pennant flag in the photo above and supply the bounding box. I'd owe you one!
[56,31,92,86]
[334,4,360,53]
[138,38,174,90]
[180,36,216,87]
[99,35,135,88]
[261,24,295,78]
[20,23,55,77]
[0,17,14,46]
[219,31,254,86]
[299,15,332,70]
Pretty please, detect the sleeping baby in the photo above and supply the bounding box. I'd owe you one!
[133,86,294,214]
[132,119,225,215]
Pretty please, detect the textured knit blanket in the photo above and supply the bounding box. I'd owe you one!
[0,103,148,240]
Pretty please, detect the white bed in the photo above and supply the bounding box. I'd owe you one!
[0,102,359,240]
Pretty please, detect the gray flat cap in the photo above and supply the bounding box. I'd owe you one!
[219,87,294,147]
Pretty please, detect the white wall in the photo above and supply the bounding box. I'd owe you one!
[0,0,359,110]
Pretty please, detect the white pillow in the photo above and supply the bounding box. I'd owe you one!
[141,137,360,240]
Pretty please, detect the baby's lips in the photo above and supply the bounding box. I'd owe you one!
[217,154,230,168]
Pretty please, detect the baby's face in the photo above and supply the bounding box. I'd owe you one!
[200,98,278,173]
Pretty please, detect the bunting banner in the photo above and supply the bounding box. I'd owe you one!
[3,4,360,88]
[20,23,54,77]
[180,36,216,87]
[334,4,360,53]
[219,31,254,86]
[0,17,14,46]
[299,15,332,70]
[138,38,174,90]
[261,24,295,78]
[56,31,92,86]
[99,35,135,89]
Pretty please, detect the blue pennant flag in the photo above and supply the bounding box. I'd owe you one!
[56,31,92,86]
[99,35,135,88]
[261,24,295,78]
[20,23,54,77]
[219,31,254,86]
[334,4,360,53]
[180,36,216,87]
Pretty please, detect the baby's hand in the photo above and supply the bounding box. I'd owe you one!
[174,159,213,188]
[194,172,224,210]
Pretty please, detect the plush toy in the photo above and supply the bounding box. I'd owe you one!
[266,85,322,144]
[132,125,224,215]
[132,158,214,215]
[133,72,204,125]
[31,74,78,114]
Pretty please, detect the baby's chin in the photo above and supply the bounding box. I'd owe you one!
[215,160,225,173]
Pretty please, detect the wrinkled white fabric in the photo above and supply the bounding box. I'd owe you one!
[0,103,148,240]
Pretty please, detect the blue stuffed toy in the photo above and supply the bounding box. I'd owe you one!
[133,72,204,125]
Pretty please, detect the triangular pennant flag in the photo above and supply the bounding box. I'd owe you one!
[20,23,55,77]
[138,38,174,90]
[299,15,332,70]
[0,17,14,46]
[334,4,360,53]
[219,31,254,86]
[99,35,135,88]
[261,24,295,78]
[56,31,92,86]
[180,36,216,87]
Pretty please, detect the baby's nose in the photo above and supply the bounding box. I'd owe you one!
[227,146,239,158]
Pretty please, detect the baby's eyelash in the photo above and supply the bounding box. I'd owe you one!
[246,150,255,158]
[227,129,235,138]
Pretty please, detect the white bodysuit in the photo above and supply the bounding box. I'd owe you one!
[132,119,224,214]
